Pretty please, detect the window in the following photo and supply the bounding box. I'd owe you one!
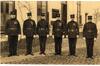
[37,1,48,22]
[6,3,9,14]
[52,9,59,18]
[37,1,42,16]
[1,2,4,13]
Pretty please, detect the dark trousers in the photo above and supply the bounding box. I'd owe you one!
[39,36,47,53]
[26,36,33,54]
[54,36,62,54]
[8,35,18,56]
[68,38,77,55]
[86,38,94,58]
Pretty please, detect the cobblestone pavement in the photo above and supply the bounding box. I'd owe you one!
[0,34,100,64]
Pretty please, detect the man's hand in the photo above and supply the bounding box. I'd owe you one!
[52,35,54,39]
[34,35,36,38]
[35,35,39,38]
[5,35,8,38]
[18,35,21,40]
[22,35,26,38]
[77,35,79,38]
[98,30,99,35]
[94,38,97,41]
[47,35,49,38]
[62,35,65,38]
[66,35,68,38]
[83,37,85,40]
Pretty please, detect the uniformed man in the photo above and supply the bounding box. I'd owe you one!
[66,14,79,56]
[23,12,36,55]
[52,14,64,55]
[37,13,49,55]
[83,16,97,59]
[5,11,21,57]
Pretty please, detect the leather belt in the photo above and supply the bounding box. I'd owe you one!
[88,30,92,32]
[26,28,32,30]
[40,28,45,30]
[9,28,17,30]
[56,28,60,31]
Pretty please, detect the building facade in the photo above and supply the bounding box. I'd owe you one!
[1,1,100,35]
[0,1,15,34]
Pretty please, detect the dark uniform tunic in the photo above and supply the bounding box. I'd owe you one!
[67,20,79,56]
[83,22,97,58]
[52,19,64,55]
[37,19,49,54]
[5,18,21,56]
[23,18,36,55]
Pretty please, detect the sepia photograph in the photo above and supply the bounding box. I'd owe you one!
[0,0,100,65]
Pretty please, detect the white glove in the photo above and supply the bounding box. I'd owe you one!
[5,35,8,38]
[66,35,68,38]
[18,35,21,40]
[52,35,54,39]
[22,35,26,39]
[47,35,49,38]
[98,30,99,34]
[19,35,21,37]
[34,35,36,38]
[83,37,85,40]
[77,35,79,38]
[94,38,97,41]
[62,35,64,38]
[35,35,39,38]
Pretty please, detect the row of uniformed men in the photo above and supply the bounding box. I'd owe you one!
[5,10,98,59]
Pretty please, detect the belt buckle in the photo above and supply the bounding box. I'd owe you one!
[57,29,60,31]
[71,29,74,32]
[41,28,44,30]
[10,28,16,30]
[27,28,31,30]
[88,30,92,32]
